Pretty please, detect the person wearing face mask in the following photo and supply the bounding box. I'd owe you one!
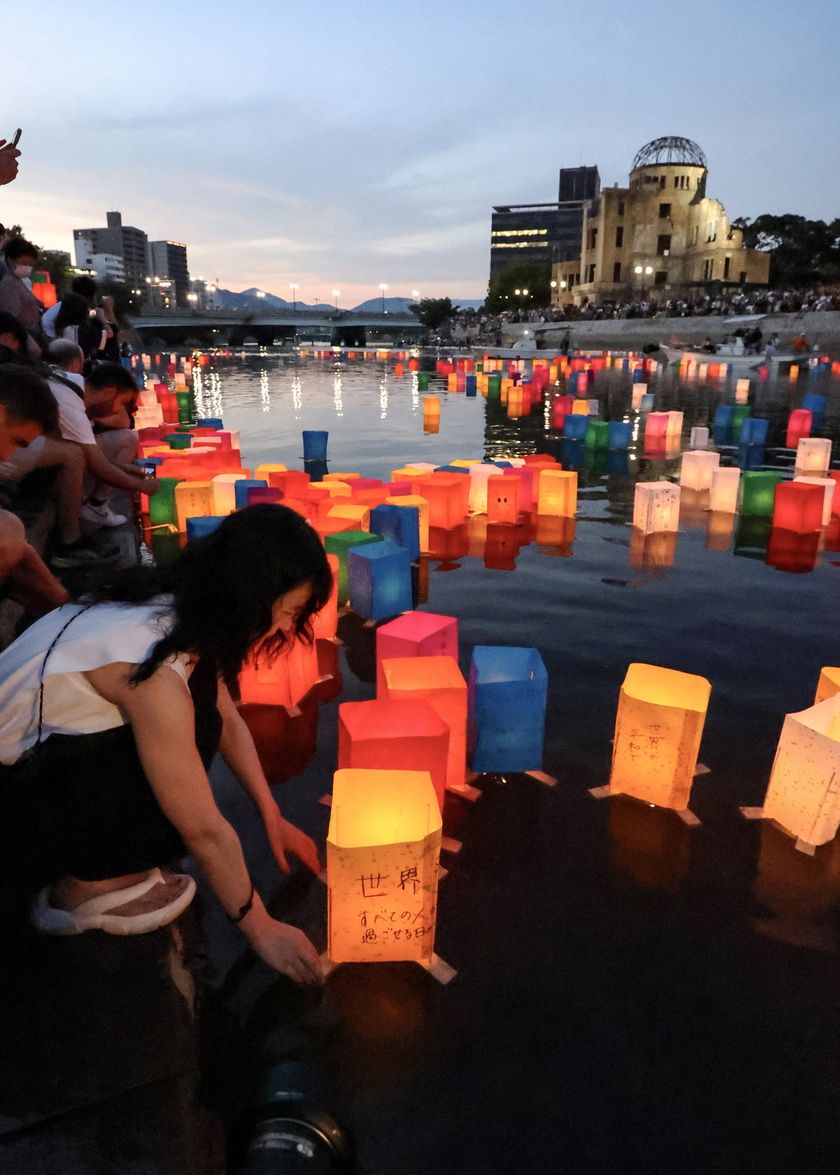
[0,238,45,355]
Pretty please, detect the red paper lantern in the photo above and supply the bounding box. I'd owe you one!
[772,481,824,534]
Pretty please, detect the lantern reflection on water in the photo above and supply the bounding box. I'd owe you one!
[608,663,711,811]
[327,768,441,965]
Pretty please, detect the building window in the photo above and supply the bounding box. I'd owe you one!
[654,271,668,287]
[704,259,714,280]
[657,234,671,256]
[587,263,596,283]
[723,256,731,280]
[588,228,598,249]
[740,271,747,284]
[615,226,624,248]
[659,203,671,219]
[660,176,666,189]
[706,220,717,242]
[690,225,699,246]
[617,200,625,216]
[613,262,622,283]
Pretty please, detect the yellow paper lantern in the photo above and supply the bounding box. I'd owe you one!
[327,768,441,965]
[762,695,840,849]
[211,472,248,515]
[815,667,840,705]
[328,502,371,531]
[174,481,215,532]
[708,467,740,514]
[608,663,711,811]
[536,469,577,517]
[679,451,720,492]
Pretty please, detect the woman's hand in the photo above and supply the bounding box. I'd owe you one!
[249,918,324,985]
[264,806,321,876]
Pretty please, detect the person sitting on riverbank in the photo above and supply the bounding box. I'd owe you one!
[0,505,330,985]
[0,238,45,355]
[42,275,98,341]
[46,346,156,529]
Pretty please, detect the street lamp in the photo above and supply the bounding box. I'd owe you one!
[332,289,340,310]
[412,289,420,301]
[634,265,653,295]
[256,290,265,298]
[290,283,298,311]
[379,283,388,313]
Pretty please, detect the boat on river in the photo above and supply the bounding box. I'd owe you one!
[659,339,800,372]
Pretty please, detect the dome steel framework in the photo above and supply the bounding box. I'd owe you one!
[631,137,708,171]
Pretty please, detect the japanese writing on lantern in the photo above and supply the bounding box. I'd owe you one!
[626,723,667,762]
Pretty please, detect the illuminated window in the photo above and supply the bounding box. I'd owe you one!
[492,242,549,249]
[491,229,549,238]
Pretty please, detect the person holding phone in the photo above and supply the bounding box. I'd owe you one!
[0,130,21,187]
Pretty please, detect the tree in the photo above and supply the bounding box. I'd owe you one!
[731,214,840,286]
[485,260,552,313]
[35,249,73,294]
[412,297,459,331]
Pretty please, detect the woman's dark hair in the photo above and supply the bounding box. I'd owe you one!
[86,362,137,393]
[0,365,59,434]
[0,311,29,352]
[70,275,97,301]
[81,505,333,683]
[54,293,90,335]
[4,237,38,263]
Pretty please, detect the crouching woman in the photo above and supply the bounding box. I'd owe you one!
[0,505,332,985]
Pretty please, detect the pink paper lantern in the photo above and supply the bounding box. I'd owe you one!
[375,610,459,694]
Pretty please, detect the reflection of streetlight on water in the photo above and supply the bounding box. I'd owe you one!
[634,265,654,295]
[379,283,388,313]
[290,283,298,311]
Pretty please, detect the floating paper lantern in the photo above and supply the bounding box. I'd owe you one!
[708,466,740,514]
[239,635,320,709]
[338,699,450,811]
[326,768,441,965]
[608,421,632,449]
[385,494,429,552]
[537,469,577,517]
[633,482,680,534]
[324,530,383,604]
[739,417,769,445]
[468,646,547,773]
[185,516,224,539]
[486,474,521,525]
[761,695,840,848]
[347,539,413,621]
[302,431,328,461]
[563,414,588,440]
[735,378,751,402]
[247,487,284,507]
[802,393,826,430]
[793,477,835,526]
[147,477,183,527]
[815,668,840,705]
[794,437,831,476]
[424,395,441,415]
[381,656,467,793]
[420,476,469,529]
[690,426,709,450]
[233,479,268,510]
[375,610,458,695]
[608,663,711,810]
[328,502,371,531]
[713,405,735,442]
[679,451,720,492]
[740,471,784,516]
[370,503,420,561]
[772,481,824,534]
[175,481,215,532]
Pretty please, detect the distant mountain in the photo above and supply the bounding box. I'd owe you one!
[350,297,419,313]
[212,289,484,313]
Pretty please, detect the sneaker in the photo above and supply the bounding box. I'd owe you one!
[80,499,128,528]
[50,538,121,568]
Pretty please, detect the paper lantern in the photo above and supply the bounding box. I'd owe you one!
[708,466,740,514]
[537,469,577,517]
[786,409,812,449]
[328,502,371,531]
[375,610,458,695]
[302,431,328,461]
[381,656,467,793]
[247,487,284,507]
[185,516,224,539]
[761,696,840,848]
[347,540,413,621]
[254,463,288,481]
[174,481,215,532]
[385,494,429,553]
[323,530,383,604]
[679,451,720,492]
[666,411,683,439]
[338,699,450,811]
[312,554,340,641]
[563,414,588,440]
[815,668,840,705]
[468,646,548,773]
[633,482,680,534]
[609,421,632,449]
[689,426,709,450]
[608,663,711,811]
[326,768,441,965]
[740,471,784,517]
[735,378,750,402]
[772,481,824,533]
[793,477,835,526]
[233,479,268,509]
[794,437,831,476]
[269,470,311,497]
[486,474,521,525]
[802,393,826,430]
[369,503,420,561]
[765,528,819,574]
[239,635,320,709]
[420,476,469,529]
[645,412,669,441]
[147,477,183,527]
[739,418,769,446]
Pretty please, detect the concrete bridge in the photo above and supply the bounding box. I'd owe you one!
[128,308,423,349]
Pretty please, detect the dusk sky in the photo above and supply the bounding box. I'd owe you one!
[5,0,839,305]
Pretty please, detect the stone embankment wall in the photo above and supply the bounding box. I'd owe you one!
[501,311,840,356]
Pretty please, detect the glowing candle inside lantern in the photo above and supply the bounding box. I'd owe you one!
[815,668,840,705]
[679,451,720,492]
[708,466,740,514]
[795,437,832,477]
[633,482,680,534]
[174,481,215,532]
[609,663,711,810]
[772,481,825,533]
[486,474,521,525]
[239,635,320,709]
[793,477,835,526]
[741,471,783,516]
[537,469,577,516]
[375,610,459,695]
[327,768,441,964]
[762,695,840,848]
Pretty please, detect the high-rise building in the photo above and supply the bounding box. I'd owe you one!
[72,211,148,289]
[490,165,600,277]
[147,240,190,307]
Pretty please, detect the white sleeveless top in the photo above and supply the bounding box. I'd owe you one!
[0,601,191,766]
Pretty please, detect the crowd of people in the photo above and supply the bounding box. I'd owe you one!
[450,284,840,344]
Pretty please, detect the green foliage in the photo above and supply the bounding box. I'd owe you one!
[98,279,145,324]
[412,297,459,331]
[732,214,840,286]
[35,250,73,294]
[485,260,552,312]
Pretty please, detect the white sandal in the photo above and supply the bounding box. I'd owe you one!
[33,868,196,936]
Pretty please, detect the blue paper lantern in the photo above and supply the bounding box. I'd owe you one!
[347,540,413,621]
[370,503,421,562]
[186,516,225,540]
[563,414,588,440]
[608,421,632,449]
[639,393,655,412]
[468,646,548,773]
[736,443,766,470]
[714,405,735,444]
[302,430,328,461]
[234,479,268,509]
[465,374,477,396]
[196,418,223,429]
[739,417,769,445]
[802,394,826,430]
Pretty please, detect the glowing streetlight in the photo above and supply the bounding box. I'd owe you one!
[634,265,653,295]
[550,280,557,288]
[256,290,265,299]
[290,283,299,311]
[332,289,340,310]
[379,283,388,313]
[412,289,420,301]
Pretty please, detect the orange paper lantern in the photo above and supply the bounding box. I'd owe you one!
[338,699,450,810]
[380,655,468,794]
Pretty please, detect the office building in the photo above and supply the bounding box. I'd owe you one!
[490,164,600,278]
[147,240,190,307]
[73,211,148,289]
